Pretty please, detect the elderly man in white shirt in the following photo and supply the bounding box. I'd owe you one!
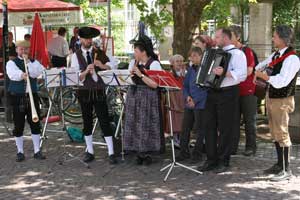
[6,40,45,162]
[255,25,300,181]
[199,28,247,173]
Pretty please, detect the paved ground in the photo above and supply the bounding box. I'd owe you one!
[0,117,300,200]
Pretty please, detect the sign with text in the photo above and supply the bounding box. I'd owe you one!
[0,10,83,26]
[89,0,107,7]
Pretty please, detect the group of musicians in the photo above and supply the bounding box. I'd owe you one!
[6,25,299,181]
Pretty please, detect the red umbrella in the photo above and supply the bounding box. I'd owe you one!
[30,13,49,68]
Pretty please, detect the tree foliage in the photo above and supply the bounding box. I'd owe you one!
[63,0,123,25]
[63,0,125,52]
[202,0,256,27]
[273,0,300,26]
[129,0,173,42]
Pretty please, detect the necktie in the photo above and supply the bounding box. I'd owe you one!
[272,51,280,61]
[86,51,92,65]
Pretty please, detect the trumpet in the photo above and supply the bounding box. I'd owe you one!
[23,55,39,123]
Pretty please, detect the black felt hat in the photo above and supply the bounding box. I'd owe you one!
[134,35,158,60]
[134,35,153,51]
[78,27,100,39]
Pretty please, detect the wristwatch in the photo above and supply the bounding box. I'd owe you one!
[140,74,145,79]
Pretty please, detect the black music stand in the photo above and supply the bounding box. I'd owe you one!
[97,69,134,161]
[146,70,203,182]
[42,68,89,168]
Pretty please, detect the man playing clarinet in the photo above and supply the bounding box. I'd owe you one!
[70,27,117,164]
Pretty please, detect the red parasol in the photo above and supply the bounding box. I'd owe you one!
[30,13,49,68]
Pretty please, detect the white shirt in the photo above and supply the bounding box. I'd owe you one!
[255,47,300,89]
[107,56,119,70]
[220,45,247,87]
[70,47,113,82]
[6,57,44,92]
[128,59,162,71]
[48,35,69,57]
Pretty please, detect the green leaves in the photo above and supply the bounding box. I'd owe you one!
[129,0,172,42]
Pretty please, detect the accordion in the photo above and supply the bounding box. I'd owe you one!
[196,48,231,88]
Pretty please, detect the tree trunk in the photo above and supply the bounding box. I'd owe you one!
[172,0,211,59]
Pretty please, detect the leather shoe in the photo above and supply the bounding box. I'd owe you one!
[109,154,118,165]
[263,164,282,175]
[198,162,217,172]
[83,152,95,163]
[16,152,25,162]
[34,151,46,160]
[214,164,229,174]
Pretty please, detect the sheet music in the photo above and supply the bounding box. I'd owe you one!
[44,68,80,88]
[145,70,181,90]
[97,69,134,86]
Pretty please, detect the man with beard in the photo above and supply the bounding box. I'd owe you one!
[71,27,117,164]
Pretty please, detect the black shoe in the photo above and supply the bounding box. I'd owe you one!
[243,149,256,157]
[214,164,229,174]
[108,154,118,165]
[190,153,202,164]
[83,152,95,163]
[270,169,293,182]
[34,151,46,160]
[175,151,190,162]
[143,156,153,166]
[198,162,217,172]
[136,155,144,165]
[16,152,25,162]
[263,164,282,175]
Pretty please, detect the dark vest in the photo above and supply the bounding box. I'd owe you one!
[268,47,298,98]
[8,57,38,94]
[76,48,109,90]
[132,58,154,85]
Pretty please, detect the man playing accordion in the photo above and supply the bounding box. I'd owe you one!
[199,28,247,173]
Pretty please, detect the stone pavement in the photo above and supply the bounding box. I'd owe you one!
[0,121,299,200]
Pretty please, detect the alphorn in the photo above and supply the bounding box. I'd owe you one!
[23,55,39,123]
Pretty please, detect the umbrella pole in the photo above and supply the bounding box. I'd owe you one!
[2,0,12,135]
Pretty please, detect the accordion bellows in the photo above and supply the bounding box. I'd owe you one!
[196,48,231,89]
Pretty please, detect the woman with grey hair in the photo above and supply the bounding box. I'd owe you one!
[255,25,300,181]
[162,54,185,148]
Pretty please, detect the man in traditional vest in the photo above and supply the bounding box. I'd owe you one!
[70,27,117,164]
[255,25,300,181]
[6,40,45,162]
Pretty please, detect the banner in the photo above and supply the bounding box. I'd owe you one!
[0,10,83,26]
[89,0,107,7]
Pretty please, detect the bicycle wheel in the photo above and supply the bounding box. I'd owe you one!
[61,88,83,124]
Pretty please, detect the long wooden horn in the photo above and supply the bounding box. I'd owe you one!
[23,55,39,123]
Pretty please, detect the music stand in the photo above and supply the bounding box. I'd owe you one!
[97,69,134,161]
[42,67,89,168]
[145,70,203,182]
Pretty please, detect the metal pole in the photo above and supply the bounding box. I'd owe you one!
[107,0,112,37]
[2,0,12,124]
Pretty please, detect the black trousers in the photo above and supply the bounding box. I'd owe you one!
[232,95,257,152]
[204,85,239,166]
[78,90,113,137]
[180,108,205,155]
[10,93,41,137]
[51,55,67,68]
